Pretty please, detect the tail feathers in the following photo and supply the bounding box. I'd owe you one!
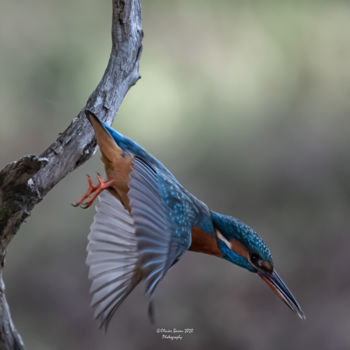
[87,191,142,330]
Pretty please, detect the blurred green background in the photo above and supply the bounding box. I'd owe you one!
[1,0,350,349]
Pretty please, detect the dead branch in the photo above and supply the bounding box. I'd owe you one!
[0,0,143,348]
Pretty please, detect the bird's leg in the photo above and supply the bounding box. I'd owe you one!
[72,175,98,207]
[72,174,115,209]
[81,174,115,208]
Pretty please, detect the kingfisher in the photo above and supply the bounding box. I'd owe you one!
[74,111,305,330]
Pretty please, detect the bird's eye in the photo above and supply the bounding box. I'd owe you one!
[250,253,273,272]
[250,253,261,265]
[250,253,264,268]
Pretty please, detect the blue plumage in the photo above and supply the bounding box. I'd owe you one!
[211,211,272,264]
[78,111,305,329]
[100,117,214,246]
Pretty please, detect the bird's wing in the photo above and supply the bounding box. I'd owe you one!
[86,157,193,328]
[86,190,142,330]
[128,157,193,296]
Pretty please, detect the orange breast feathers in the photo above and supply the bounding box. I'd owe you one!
[189,226,222,257]
[89,117,133,211]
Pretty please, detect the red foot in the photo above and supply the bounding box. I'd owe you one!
[72,174,115,209]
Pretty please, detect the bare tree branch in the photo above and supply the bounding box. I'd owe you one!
[0,0,143,348]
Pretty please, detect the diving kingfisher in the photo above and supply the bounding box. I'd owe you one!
[74,111,305,329]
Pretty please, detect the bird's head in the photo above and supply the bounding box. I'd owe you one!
[211,211,305,319]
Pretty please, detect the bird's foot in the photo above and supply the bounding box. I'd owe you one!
[72,174,115,209]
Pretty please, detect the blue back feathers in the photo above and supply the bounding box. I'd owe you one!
[100,118,272,272]
[101,120,159,166]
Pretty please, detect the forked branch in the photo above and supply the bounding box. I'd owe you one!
[0,1,143,348]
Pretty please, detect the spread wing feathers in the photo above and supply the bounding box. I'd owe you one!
[128,157,191,297]
[86,190,142,330]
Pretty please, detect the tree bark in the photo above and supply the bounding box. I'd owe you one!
[0,0,143,348]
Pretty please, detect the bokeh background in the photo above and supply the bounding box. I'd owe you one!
[1,0,350,349]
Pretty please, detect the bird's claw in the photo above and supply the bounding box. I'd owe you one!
[72,174,115,209]
[80,203,89,209]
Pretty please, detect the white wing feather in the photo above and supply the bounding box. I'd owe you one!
[86,191,142,329]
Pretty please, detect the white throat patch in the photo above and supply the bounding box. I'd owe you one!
[216,229,231,249]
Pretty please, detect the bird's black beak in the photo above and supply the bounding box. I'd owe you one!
[258,269,305,320]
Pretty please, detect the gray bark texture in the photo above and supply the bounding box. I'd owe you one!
[0,0,143,348]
